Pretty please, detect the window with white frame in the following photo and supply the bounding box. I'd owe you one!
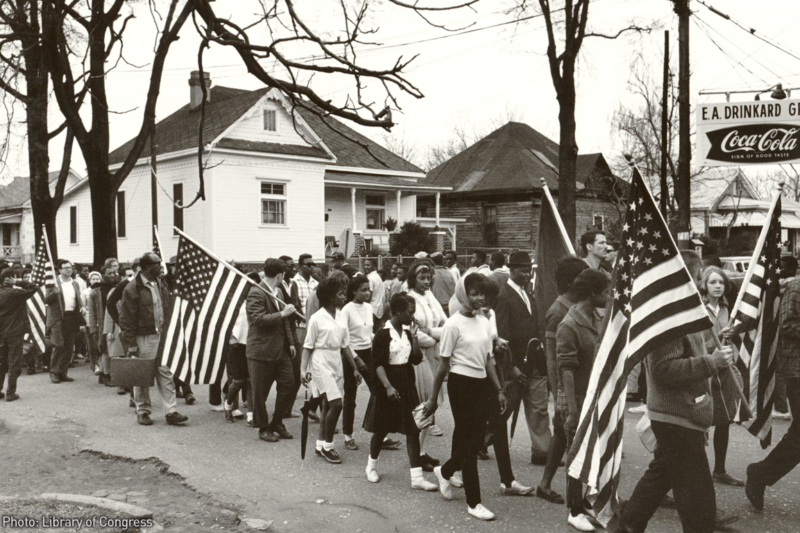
[365,194,386,230]
[260,181,287,225]
[593,213,604,230]
[263,109,277,132]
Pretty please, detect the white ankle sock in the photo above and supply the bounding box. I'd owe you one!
[323,441,335,451]
[410,466,423,480]
[316,439,324,450]
[367,456,378,470]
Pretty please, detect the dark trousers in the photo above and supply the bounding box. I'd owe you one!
[343,347,375,436]
[620,421,715,533]
[0,335,23,394]
[748,377,800,486]
[564,418,584,512]
[488,395,514,486]
[248,354,294,431]
[50,312,78,377]
[441,373,492,508]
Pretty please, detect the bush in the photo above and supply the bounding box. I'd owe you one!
[390,221,434,256]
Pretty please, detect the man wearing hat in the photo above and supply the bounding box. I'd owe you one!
[329,252,345,276]
[495,251,550,464]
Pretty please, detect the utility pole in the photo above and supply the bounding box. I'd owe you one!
[661,30,670,219]
[674,0,691,246]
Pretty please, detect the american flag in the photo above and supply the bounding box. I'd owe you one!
[26,234,54,353]
[568,167,713,526]
[152,225,168,274]
[729,193,782,446]
[159,233,250,384]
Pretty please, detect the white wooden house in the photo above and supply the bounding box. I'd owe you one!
[56,72,449,264]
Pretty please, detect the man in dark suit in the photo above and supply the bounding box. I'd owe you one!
[247,258,299,443]
[495,251,550,465]
[46,259,83,384]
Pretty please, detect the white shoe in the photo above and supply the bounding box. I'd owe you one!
[773,409,792,421]
[428,424,444,437]
[433,466,452,500]
[628,404,647,414]
[450,471,464,488]
[366,466,380,483]
[411,477,438,491]
[468,503,496,521]
[210,404,225,412]
[567,513,596,532]
[501,480,534,496]
[94,366,102,376]
[231,409,244,419]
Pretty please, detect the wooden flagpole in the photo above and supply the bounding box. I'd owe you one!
[540,177,576,255]
[173,227,305,322]
[41,225,64,317]
[153,225,168,274]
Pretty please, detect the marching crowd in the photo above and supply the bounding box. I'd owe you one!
[0,230,799,532]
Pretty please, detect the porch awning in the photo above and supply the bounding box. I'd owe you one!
[0,213,22,223]
[324,171,450,192]
[707,211,800,229]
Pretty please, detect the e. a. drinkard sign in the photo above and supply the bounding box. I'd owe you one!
[697,99,800,166]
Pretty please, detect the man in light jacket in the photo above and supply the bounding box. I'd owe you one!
[46,259,82,384]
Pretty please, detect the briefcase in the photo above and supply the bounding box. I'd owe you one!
[109,356,156,388]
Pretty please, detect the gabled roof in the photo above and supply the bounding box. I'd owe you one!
[424,122,611,194]
[0,170,80,210]
[108,86,423,174]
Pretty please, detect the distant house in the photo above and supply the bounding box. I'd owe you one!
[55,72,449,264]
[0,170,82,264]
[691,169,800,255]
[417,122,625,253]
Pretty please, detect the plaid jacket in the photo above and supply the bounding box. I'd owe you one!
[779,277,800,379]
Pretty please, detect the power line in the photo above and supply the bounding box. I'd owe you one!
[696,0,800,64]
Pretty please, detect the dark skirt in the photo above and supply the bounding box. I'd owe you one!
[363,363,420,435]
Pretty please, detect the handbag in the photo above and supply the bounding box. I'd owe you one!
[412,403,434,430]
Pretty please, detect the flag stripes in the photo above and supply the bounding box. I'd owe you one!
[159,234,250,385]
[26,235,53,353]
[730,193,782,446]
[568,168,713,526]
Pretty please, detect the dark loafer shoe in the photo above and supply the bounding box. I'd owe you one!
[59,374,74,382]
[184,393,196,405]
[50,374,61,384]
[273,424,293,440]
[258,430,279,443]
[715,510,740,529]
[5,392,19,402]
[344,438,359,450]
[536,486,565,505]
[713,472,745,487]
[165,412,189,425]
[224,410,235,423]
[137,413,153,426]
[382,438,402,450]
[745,464,765,511]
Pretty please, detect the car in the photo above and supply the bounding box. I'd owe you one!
[720,256,749,281]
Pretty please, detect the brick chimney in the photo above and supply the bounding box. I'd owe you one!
[189,70,211,110]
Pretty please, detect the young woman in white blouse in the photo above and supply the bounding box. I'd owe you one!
[338,273,375,451]
[424,273,508,521]
[407,261,447,470]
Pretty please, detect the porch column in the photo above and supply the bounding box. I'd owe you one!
[396,190,402,223]
[435,192,441,228]
[351,187,358,233]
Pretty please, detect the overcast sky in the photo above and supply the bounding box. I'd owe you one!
[3,0,800,181]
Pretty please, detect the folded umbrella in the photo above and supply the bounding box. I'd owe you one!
[300,390,310,464]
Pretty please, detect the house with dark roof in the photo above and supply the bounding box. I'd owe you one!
[417,122,624,253]
[690,169,800,255]
[56,71,448,263]
[0,170,82,263]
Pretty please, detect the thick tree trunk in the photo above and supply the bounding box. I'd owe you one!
[557,58,578,241]
[85,159,117,266]
[23,25,58,259]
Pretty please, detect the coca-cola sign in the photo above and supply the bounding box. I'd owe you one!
[696,99,800,166]
[705,124,800,163]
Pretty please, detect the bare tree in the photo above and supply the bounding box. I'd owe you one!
[41,0,194,265]
[511,0,650,240]
[379,133,420,168]
[0,0,75,258]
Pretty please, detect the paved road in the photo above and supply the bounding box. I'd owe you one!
[4,364,799,533]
